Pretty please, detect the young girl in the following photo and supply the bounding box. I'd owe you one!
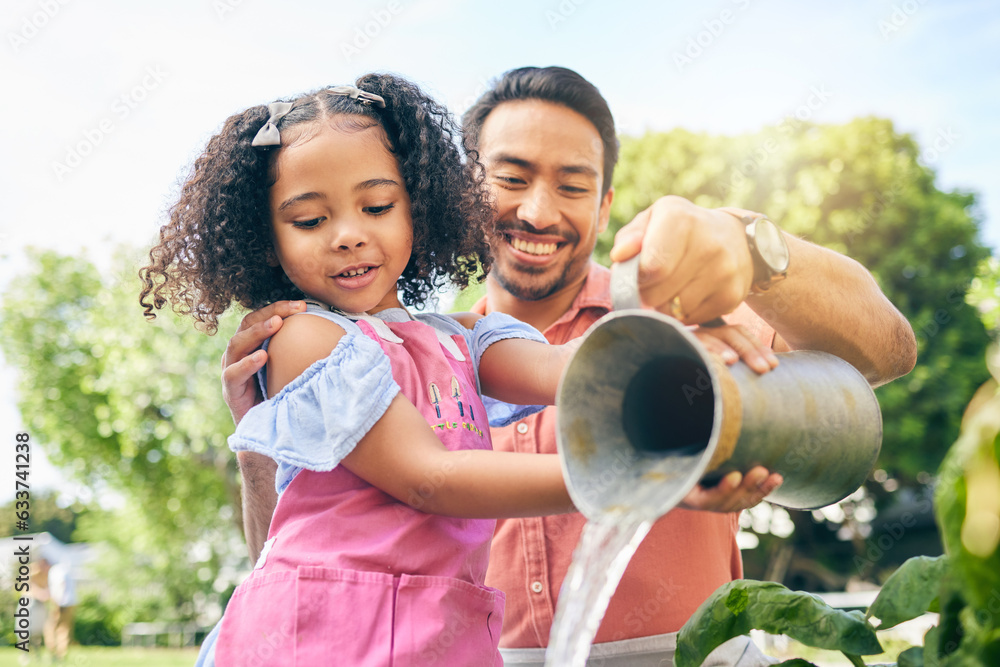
[140,73,577,666]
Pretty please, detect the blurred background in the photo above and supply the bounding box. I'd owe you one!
[1,0,998,662]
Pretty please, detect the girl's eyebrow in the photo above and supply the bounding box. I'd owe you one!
[277,192,324,212]
[277,179,400,211]
[354,178,400,192]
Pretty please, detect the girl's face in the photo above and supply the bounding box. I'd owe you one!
[268,121,413,314]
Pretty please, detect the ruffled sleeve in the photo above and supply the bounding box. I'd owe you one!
[466,311,548,367]
[467,312,549,428]
[228,332,399,493]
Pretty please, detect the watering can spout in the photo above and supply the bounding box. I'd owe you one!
[556,260,883,522]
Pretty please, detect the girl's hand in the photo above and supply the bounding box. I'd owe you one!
[679,466,783,513]
[692,323,779,375]
[222,300,306,424]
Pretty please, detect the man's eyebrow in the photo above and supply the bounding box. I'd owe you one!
[277,192,324,212]
[489,153,598,179]
[354,178,400,192]
[559,164,599,179]
[490,154,534,170]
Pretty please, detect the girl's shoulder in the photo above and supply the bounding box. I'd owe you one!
[266,311,353,397]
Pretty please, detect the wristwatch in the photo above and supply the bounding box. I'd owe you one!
[729,213,790,293]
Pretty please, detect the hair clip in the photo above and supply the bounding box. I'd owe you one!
[251,102,294,148]
[328,85,386,108]
[250,85,385,149]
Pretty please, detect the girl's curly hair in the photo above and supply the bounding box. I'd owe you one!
[139,73,494,333]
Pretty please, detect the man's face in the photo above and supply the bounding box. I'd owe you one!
[477,100,613,302]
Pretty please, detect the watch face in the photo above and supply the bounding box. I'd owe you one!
[754,218,790,272]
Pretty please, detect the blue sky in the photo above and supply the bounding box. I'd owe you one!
[1,0,998,501]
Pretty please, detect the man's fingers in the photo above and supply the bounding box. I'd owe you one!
[695,324,778,374]
[222,349,268,394]
[609,208,650,263]
[240,300,307,331]
[680,467,783,512]
[223,301,306,368]
[693,333,740,365]
[222,315,280,369]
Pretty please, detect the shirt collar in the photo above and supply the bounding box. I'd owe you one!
[472,261,611,335]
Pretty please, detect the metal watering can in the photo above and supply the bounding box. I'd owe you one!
[556,258,883,521]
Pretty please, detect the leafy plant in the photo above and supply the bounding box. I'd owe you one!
[676,346,1000,666]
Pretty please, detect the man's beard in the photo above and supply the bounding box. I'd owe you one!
[488,222,586,301]
[492,253,583,302]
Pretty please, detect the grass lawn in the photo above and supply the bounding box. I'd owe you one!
[0,646,199,667]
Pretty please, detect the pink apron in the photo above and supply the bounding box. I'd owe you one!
[215,316,504,666]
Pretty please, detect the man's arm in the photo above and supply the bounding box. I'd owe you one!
[237,452,278,564]
[610,196,917,386]
[745,234,916,386]
[221,301,304,561]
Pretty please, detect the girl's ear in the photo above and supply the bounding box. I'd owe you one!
[266,247,280,267]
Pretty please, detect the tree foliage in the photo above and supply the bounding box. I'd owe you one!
[0,248,248,624]
[0,490,89,544]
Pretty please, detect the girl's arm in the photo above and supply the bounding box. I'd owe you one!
[265,314,574,519]
[342,392,574,518]
[473,318,774,407]
[477,337,579,406]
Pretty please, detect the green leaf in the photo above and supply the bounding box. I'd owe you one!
[675,580,882,667]
[897,645,924,667]
[867,555,948,629]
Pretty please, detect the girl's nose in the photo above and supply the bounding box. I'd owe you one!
[330,218,368,250]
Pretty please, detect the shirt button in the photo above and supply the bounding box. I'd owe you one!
[531,581,544,593]
[516,422,529,434]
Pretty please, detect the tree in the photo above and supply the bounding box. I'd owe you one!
[0,248,248,625]
[0,490,89,544]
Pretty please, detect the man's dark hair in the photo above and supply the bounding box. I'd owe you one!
[462,66,619,196]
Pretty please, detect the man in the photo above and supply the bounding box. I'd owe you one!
[221,67,916,664]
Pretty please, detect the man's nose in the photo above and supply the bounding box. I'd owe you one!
[517,184,561,230]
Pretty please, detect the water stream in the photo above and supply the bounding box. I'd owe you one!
[543,510,653,666]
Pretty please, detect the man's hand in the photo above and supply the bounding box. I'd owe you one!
[680,466,783,513]
[681,326,782,512]
[692,323,779,375]
[222,300,306,424]
[609,196,754,325]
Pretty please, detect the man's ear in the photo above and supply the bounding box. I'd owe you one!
[598,186,614,234]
